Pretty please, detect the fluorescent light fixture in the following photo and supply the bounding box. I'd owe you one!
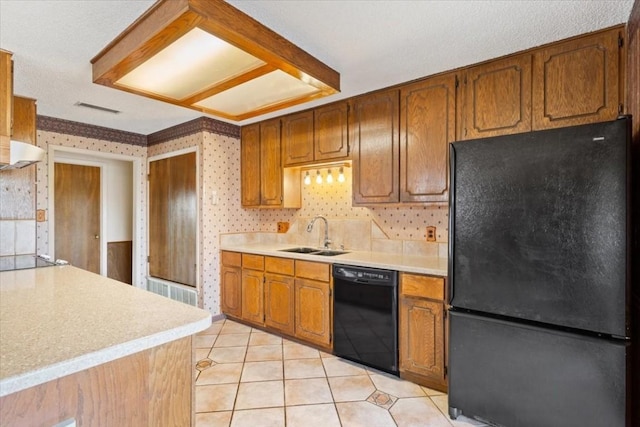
[91,0,340,121]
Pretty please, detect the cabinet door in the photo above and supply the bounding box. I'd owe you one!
[295,278,331,347]
[282,110,314,166]
[532,28,623,130]
[241,123,261,207]
[350,90,400,204]
[260,118,282,206]
[314,102,349,162]
[265,273,295,335]
[399,297,446,389]
[0,50,11,165]
[242,269,264,325]
[462,54,532,140]
[400,74,456,203]
[221,265,242,318]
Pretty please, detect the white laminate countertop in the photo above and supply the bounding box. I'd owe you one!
[0,266,211,397]
[220,243,448,276]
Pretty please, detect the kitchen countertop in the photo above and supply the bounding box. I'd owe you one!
[220,243,448,276]
[0,265,211,397]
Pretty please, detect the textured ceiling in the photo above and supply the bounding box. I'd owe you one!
[0,0,634,135]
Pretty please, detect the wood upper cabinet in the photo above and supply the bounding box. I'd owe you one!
[282,102,349,167]
[400,73,456,203]
[220,251,242,318]
[259,118,282,206]
[241,123,261,207]
[399,273,447,392]
[314,102,349,162]
[351,89,400,204]
[0,49,12,165]
[532,27,624,130]
[282,110,314,165]
[461,54,532,140]
[294,277,331,347]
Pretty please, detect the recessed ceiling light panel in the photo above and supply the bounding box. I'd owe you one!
[91,0,340,121]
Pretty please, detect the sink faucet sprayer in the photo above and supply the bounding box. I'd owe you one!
[307,215,331,249]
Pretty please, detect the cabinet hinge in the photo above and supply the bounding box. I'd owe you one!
[455,76,459,88]
[618,34,624,48]
[444,366,448,377]
[618,104,624,114]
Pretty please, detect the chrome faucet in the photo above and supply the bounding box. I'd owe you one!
[307,215,331,249]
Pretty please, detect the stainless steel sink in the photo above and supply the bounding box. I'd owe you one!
[278,247,348,256]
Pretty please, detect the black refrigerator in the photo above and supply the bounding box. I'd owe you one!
[447,117,633,427]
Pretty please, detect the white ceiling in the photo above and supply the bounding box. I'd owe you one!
[0,0,634,135]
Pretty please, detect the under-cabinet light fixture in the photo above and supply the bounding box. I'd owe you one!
[91,0,340,121]
[326,169,334,184]
[338,167,345,183]
[304,171,311,185]
[316,170,323,184]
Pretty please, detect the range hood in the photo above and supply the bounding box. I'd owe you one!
[0,140,45,170]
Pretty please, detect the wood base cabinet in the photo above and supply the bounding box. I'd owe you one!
[220,252,242,318]
[264,257,295,335]
[241,254,265,326]
[399,273,447,392]
[294,278,331,348]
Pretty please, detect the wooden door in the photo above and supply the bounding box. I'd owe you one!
[242,269,264,325]
[0,49,12,164]
[265,273,295,335]
[295,278,331,347]
[241,123,261,207]
[282,110,314,166]
[54,163,100,273]
[221,265,242,318]
[314,102,349,161]
[148,152,196,287]
[351,90,400,204]
[532,27,623,130]
[400,73,456,203]
[462,54,532,139]
[260,118,282,206]
[399,297,446,390]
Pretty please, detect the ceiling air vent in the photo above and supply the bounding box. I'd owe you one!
[74,102,121,114]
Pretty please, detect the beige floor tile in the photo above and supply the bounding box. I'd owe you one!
[335,401,398,427]
[249,331,283,346]
[194,334,217,349]
[422,385,446,396]
[195,411,232,427]
[234,380,284,410]
[284,378,333,405]
[430,394,448,415]
[241,360,283,382]
[369,373,426,398]
[195,383,238,412]
[214,333,250,348]
[320,350,337,358]
[196,363,243,385]
[195,348,210,362]
[198,323,223,336]
[285,404,341,427]
[328,375,376,402]
[390,397,451,427]
[230,407,284,427]
[322,357,368,377]
[283,342,320,359]
[209,346,247,363]
[220,321,253,335]
[284,358,326,379]
[245,345,283,362]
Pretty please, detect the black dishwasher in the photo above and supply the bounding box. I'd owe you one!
[333,264,398,375]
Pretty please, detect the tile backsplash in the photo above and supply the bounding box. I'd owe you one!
[0,220,36,256]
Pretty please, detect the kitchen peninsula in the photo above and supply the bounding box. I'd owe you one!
[0,265,211,426]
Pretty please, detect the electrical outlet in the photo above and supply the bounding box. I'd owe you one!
[426,226,436,242]
[277,222,290,233]
[36,209,46,222]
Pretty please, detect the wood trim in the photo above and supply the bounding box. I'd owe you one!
[0,49,12,165]
[0,337,193,426]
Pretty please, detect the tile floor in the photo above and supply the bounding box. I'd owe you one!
[194,318,486,427]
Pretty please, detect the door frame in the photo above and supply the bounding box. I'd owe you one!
[147,146,200,290]
[47,145,142,285]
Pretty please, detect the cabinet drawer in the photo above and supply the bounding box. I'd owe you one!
[401,274,444,301]
[242,254,264,271]
[295,260,330,282]
[265,257,295,276]
[221,251,242,267]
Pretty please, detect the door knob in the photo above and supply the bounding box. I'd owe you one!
[94,235,99,239]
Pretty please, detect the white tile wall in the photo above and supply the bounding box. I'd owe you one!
[0,220,35,256]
